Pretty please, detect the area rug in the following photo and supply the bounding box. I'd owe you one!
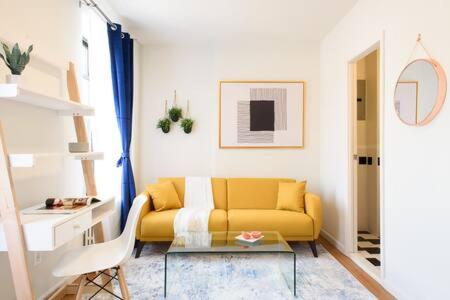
[89,242,374,299]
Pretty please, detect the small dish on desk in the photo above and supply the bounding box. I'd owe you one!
[235,231,264,243]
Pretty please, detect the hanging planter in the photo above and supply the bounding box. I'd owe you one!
[180,118,194,134]
[168,90,183,122]
[157,118,171,133]
[157,100,172,133]
[169,107,182,122]
[180,99,195,134]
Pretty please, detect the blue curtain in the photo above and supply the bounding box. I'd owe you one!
[107,24,136,232]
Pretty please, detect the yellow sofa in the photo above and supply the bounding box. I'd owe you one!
[135,177,322,257]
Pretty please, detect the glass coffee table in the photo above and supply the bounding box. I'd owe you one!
[164,231,296,297]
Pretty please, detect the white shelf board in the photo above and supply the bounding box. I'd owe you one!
[0,84,95,116]
[9,152,104,168]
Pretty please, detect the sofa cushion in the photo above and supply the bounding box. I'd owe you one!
[227,209,313,238]
[227,178,295,209]
[140,209,228,238]
[158,177,228,209]
[276,181,306,213]
[146,182,182,212]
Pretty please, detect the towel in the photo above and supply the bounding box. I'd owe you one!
[173,177,214,247]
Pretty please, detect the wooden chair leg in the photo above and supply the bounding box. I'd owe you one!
[117,265,130,299]
[308,240,318,257]
[75,275,87,300]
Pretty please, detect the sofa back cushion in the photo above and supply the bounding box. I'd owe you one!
[227,178,296,209]
[158,177,227,210]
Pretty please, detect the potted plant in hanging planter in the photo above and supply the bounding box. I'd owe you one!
[168,90,183,122]
[169,107,182,122]
[0,42,33,84]
[180,118,194,134]
[157,118,171,133]
[180,99,195,134]
[157,99,172,133]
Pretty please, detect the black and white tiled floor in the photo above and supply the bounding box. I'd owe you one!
[357,231,380,267]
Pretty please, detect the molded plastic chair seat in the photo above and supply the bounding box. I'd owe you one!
[53,238,131,277]
[52,194,147,299]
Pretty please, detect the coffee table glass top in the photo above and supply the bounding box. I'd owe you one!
[167,231,294,254]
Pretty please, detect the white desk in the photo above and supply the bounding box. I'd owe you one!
[0,196,115,251]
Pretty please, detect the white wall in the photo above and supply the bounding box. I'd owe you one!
[0,1,84,299]
[136,41,320,193]
[320,0,450,298]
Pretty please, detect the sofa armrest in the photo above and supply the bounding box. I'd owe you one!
[305,192,322,239]
[135,191,151,240]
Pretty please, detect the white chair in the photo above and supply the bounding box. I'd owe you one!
[53,195,148,300]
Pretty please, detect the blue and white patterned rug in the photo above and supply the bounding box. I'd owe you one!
[90,242,374,299]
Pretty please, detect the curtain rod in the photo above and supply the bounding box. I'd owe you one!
[80,0,118,30]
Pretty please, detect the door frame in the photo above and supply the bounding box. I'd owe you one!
[347,33,385,280]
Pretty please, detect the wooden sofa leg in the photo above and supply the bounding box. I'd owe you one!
[135,241,145,258]
[308,241,318,257]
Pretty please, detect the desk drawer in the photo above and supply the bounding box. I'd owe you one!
[54,211,92,248]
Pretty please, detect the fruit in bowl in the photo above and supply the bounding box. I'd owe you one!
[241,231,252,240]
[251,231,262,239]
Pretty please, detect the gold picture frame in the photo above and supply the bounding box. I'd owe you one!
[219,80,305,149]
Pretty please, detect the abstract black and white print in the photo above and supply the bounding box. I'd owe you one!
[220,81,304,148]
[237,101,274,143]
[250,88,287,130]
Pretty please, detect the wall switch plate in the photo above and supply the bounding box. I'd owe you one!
[34,252,42,266]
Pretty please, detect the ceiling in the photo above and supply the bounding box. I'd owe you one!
[106,0,358,45]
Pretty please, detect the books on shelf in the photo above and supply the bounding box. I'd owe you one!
[23,197,101,215]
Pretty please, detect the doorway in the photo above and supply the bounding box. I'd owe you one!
[351,47,381,276]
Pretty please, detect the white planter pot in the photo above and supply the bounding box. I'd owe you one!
[6,74,21,85]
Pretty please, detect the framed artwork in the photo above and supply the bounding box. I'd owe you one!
[219,81,305,149]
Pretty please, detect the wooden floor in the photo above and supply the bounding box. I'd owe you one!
[60,239,395,300]
[318,237,395,300]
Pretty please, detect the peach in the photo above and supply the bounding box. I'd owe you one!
[251,231,262,238]
[242,232,252,239]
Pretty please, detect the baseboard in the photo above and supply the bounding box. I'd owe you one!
[320,230,407,299]
[348,253,381,283]
[319,229,346,252]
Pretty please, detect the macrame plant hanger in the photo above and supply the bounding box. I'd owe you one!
[186,99,190,118]
[164,99,168,116]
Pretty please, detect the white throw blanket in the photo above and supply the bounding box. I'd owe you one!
[173,177,214,247]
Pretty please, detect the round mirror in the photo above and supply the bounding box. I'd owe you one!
[394,58,447,125]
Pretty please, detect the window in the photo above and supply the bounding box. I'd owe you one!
[81,8,122,239]
[81,37,90,105]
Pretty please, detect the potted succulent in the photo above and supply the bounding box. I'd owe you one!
[157,118,171,134]
[168,90,183,122]
[0,42,33,84]
[180,118,194,134]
